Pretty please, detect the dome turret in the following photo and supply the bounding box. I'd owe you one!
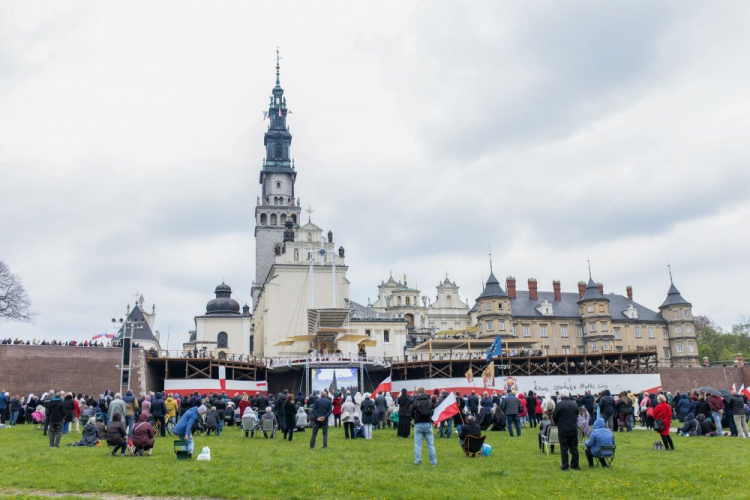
[206,282,241,315]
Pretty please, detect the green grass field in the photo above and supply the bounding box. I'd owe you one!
[0,423,747,499]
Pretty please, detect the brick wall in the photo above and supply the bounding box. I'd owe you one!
[659,365,748,393]
[0,345,147,397]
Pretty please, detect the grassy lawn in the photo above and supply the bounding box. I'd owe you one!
[0,423,748,499]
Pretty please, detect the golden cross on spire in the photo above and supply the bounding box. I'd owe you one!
[306,206,314,222]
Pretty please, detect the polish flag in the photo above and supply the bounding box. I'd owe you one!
[372,376,392,397]
[742,385,750,400]
[219,366,227,392]
[432,392,460,426]
[732,383,737,393]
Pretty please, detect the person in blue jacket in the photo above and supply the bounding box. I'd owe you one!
[584,417,615,468]
[173,405,206,458]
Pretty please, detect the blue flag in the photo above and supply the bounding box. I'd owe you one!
[486,334,502,363]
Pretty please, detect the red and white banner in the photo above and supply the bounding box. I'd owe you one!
[741,384,750,400]
[432,392,460,426]
[164,378,267,397]
[393,373,662,396]
[372,376,392,396]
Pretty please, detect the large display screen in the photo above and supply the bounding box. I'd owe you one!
[311,368,359,395]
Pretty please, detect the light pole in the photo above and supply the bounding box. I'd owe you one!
[113,317,144,393]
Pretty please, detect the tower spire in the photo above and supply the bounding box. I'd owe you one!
[488,245,493,273]
[668,263,673,284]
[587,257,592,280]
[275,47,281,86]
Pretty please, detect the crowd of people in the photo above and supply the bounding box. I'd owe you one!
[0,338,113,347]
[2,384,748,469]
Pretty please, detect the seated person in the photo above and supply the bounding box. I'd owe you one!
[96,418,107,439]
[106,413,128,456]
[132,413,155,456]
[261,406,277,437]
[353,416,365,439]
[476,408,492,430]
[490,404,507,432]
[295,406,308,431]
[538,415,554,453]
[70,417,99,446]
[205,406,221,436]
[677,413,701,437]
[584,417,615,467]
[459,415,483,449]
[697,414,718,436]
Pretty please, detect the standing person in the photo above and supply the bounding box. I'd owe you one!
[122,390,139,436]
[730,390,749,438]
[332,392,343,428]
[165,393,178,425]
[0,391,8,425]
[707,393,725,436]
[616,392,633,432]
[9,395,21,427]
[502,390,521,437]
[151,393,167,437]
[598,390,615,430]
[309,389,332,449]
[283,394,296,442]
[518,392,528,428]
[397,389,412,439]
[411,387,437,466]
[438,391,453,438]
[62,392,75,434]
[581,390,595,425]
[653,394,674,450]
[551,389,580,471]
[527,391,539,428]
[341,396,356,439]
[108,393,126,424]
[173,404,205,459]
[374,392,388,430]
[467,391,479,418]
[354,391,362,416]
[361,393,375,439]
[47,392,65,448]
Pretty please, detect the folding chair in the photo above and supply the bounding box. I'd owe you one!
[542,426,559,455]
[462,435,487,458]
[262,418,276,439]
[242,414,257,438]
[595,444,616,467]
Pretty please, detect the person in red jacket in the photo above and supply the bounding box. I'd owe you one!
[518,393,528,428]
[652,394,674,450]
[332,393,343,428]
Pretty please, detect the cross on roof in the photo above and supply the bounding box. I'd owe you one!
[306,206,314,222]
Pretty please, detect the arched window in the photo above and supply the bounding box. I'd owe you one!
[280,214,287,224]
[217,332,228,349]
[270,213,277,226]
[446,295,452,306]
[307,232,312,242]
[275,143,282,159]
[276,181,282,189]
[260,213,267,225]
[292,214,297,224]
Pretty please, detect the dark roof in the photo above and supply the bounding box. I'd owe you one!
[115,305,159,343]
[508,290,665,323]
[349,301,406,323]
[476,272,508,300]
[578,278,609,304]
[659,283,692,309]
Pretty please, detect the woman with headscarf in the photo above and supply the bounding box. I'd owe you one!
[70,417,99,446]
[397,389,412,438]
[354,391,362,416]
[341,395,356,439]
[542,393,555,417]
[577,406,591,438]
[132,412,155,455]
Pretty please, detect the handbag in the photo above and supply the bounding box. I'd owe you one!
[654,418,665,432]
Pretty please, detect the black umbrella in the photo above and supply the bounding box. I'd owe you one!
[719,389,732,399]
[698,386,721,396]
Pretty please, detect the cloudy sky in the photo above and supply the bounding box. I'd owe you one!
[2,1,749,347]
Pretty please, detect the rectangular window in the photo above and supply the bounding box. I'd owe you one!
[578,347,585,354]
[499,321,505,331]
[675,326,682,334]
[589,323,596,333]
[601,321,608,332]
[541,325,548,337]
[686,325,693,334]
[664,347,672,359]
[591,341,598,351]
[614,327,621,340]
[249,335,254,353]
[599,305,605,313]
[577,326,584,337]
[587,305,594,313]
[383,330,390,343]
[498,303,503,310]
[512,325,517,336]
[561,325,568,338]
[603,341,610,351]
[663,329,669,340]
[523,325,530,337]
[688,343,695,353]
[635,327,641,338]
[676,343,684,353]
[615,346,623,352]
[485,303,491,310]
[365,329,371,337]
[683,310,689,317]
[648,326,655,338]
[563,346,570,355]
[487,322,493,331]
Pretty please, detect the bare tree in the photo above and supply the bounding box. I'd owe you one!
[0,260,36,322]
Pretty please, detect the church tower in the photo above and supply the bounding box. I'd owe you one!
[253,50,301,305]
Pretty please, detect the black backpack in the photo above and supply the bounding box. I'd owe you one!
[363,403,374,415]
[415,397,432,418]
[654,418,665,433]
